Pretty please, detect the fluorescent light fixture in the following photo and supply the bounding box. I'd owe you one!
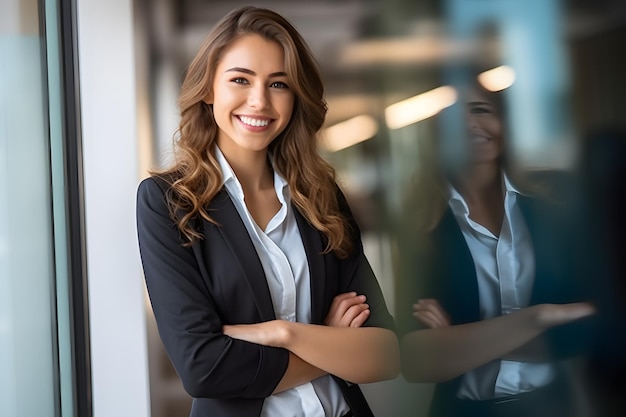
[337,35,492,67]
[478,65,516,91]
[321,114,379,152]
[384,86,457,130]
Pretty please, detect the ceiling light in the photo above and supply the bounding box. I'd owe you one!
[321,115,379,152]
[384,86,457,129]
[478,65,516,91]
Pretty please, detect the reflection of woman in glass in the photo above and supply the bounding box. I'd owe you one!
[136,6,398,417]
[397,76,595,417]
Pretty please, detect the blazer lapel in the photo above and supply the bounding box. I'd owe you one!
[208,189,276,321]
[436,208,481,323]
[293,206,327,325]
[516,196,549,303]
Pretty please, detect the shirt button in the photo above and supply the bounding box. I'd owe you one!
[502,307,521,315]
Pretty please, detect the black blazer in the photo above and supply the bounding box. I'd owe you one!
[396,195,594,415]
[136,176,395,417]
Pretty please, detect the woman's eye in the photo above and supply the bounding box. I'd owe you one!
[470,106,490,114]
[231,77,249,85]
[270,81,289,89]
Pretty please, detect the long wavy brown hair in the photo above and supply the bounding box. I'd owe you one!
[154,6,353,258]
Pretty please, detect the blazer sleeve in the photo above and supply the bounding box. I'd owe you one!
[335,188,396,331]
[136,177,289,399]
[393,238,440,337]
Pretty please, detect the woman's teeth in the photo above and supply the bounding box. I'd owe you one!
[240,116,270,127]
[470,136,488,143]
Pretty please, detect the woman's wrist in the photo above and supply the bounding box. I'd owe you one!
[270,319,292,348]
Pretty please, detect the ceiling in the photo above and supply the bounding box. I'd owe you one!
[137,0,626,126]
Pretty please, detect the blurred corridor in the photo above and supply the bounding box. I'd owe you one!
[2,0,626,416]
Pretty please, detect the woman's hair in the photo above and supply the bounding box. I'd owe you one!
[154,6,353,258]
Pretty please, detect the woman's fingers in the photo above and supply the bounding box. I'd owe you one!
[412,299,451,328]
[413,310,444,328]
[412,311,439,328]
[324,292,370,327]
[343,302,370,327]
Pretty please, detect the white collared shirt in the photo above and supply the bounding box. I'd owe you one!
[215,147,349,417]
[448,175,556,399]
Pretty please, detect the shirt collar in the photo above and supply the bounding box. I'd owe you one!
[448,173,521,214]
[502,173,522,195]
[215,145,243,198]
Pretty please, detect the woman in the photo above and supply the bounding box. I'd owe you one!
[397,77,595,417]
[136,6,399,417]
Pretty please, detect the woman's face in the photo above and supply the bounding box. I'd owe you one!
[464,87,504,165]
[207,34,295,157]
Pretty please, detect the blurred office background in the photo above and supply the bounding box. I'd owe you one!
[1,0,625,416]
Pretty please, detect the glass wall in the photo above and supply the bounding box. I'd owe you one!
[135,1,626,416]
[0,0,78,416]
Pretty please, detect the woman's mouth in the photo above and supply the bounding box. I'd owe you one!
[469,136,490,143]
[238,115,271,127]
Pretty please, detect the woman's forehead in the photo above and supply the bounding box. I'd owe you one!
[464,86,492,103]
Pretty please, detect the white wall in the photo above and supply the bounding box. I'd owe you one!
[77,1,151,416]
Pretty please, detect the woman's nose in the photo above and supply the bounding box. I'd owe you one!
[467,115,480,130]
[247,85,270,110]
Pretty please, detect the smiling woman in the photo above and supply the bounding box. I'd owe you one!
[136,6,398,417]
[207,35,295,163]
[396,71,597,417]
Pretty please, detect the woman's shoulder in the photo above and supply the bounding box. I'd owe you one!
[137,175,172,212]
[137,173,190,212]
[138,174,170,197]
[138,171,185,193]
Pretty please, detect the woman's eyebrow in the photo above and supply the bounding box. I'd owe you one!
[225,67,287,77]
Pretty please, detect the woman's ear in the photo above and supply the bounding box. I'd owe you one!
[202,92,213,105]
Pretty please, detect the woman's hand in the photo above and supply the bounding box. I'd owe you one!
[530,302,596,329]
[223,320,289,348]
[413,298,451,329]
[324,292,370,328]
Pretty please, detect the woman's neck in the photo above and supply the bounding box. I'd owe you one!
[219,146,281,231]
[453,163,506,235]
[217,141,274,193]
[222,148,274,193]
[454,163,503,205]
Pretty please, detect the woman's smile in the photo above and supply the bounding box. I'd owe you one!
[237,114,273,129]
